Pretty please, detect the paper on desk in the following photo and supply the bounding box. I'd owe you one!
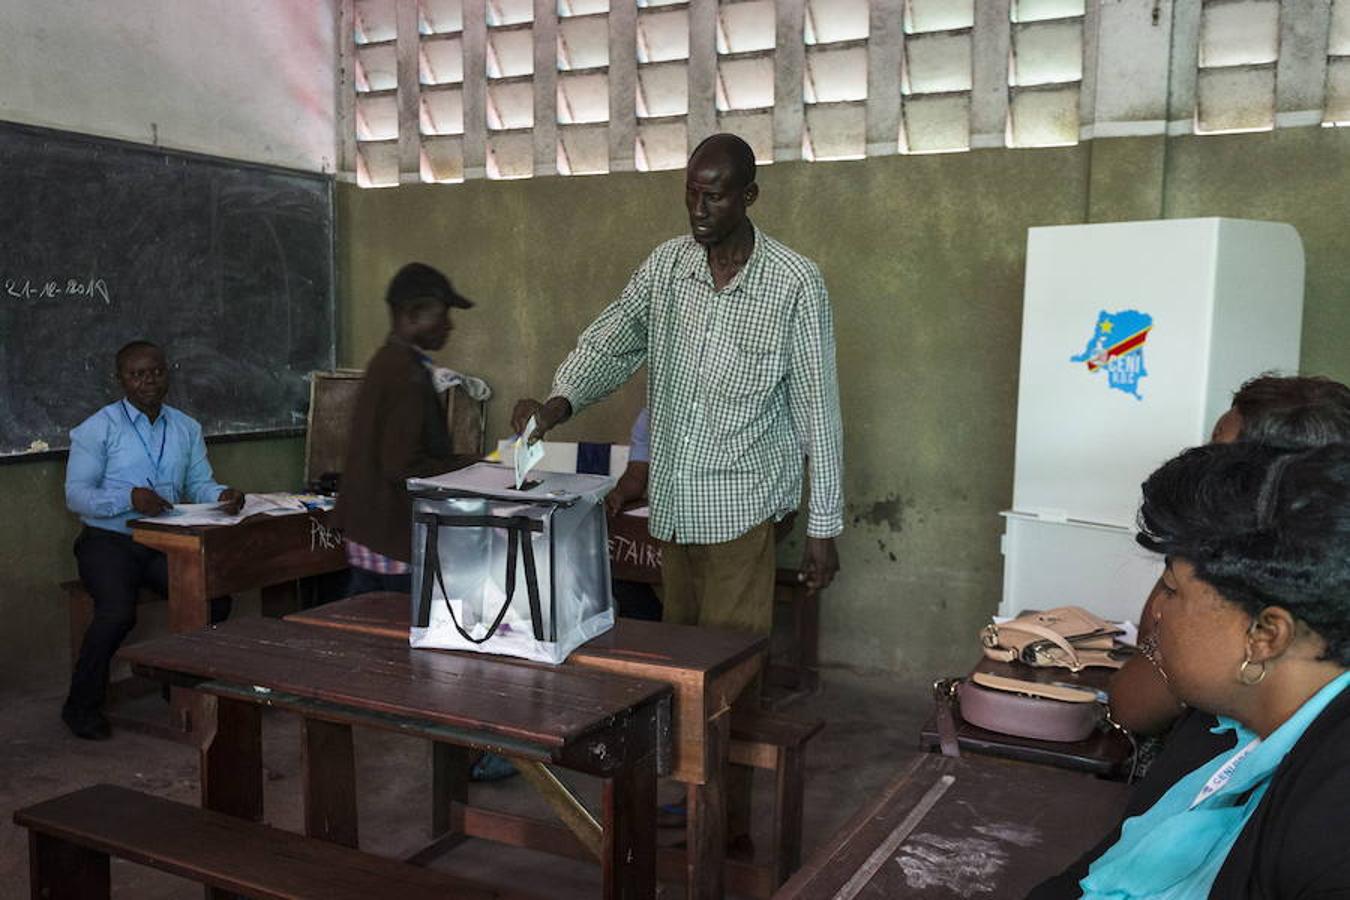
[170,502,228,514]
[512,416,545,489]
[248,492,310,515]
[138,493,310,527]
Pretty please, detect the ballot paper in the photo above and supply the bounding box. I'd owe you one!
[512,416,545,489]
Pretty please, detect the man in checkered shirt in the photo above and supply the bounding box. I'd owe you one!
[514,132,843,626]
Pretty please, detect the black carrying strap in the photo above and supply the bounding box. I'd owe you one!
[932,678,962,758]
[414,512,546,644]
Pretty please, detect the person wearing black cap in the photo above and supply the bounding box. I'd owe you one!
[335,265,517,782]
[334,262,475,596]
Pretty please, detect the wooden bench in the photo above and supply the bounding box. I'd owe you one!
[729,709,824,890]
[15,784,536,900]
[607,506,822,708]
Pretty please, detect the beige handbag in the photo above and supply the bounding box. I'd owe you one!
[980,606,1126,672]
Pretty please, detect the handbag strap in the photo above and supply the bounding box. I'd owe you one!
[992,620,1083,670]
[932,679,961,758]
[512,524,546,642]
[969,671,1100,703]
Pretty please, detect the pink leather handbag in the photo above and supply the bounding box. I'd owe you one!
[955,674,1102,743]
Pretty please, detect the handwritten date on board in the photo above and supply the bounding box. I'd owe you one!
[4,276,111,304]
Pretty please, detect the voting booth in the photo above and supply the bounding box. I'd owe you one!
[407,463,616,664]
[1001,218,1304,622]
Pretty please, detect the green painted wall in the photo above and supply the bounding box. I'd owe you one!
[1161,129,1350,382]
[338,144,1092,677]
[337,127,1350,678]
[4,127,1347,687]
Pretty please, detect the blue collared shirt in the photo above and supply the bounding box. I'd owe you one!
[65,399,229,534]
[629,407,651,463]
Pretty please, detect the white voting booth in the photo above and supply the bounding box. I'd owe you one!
[1000,218,1304,623]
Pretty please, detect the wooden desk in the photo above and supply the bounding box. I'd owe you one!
[775,754,1129,900]
[130,510,346,732]
[287,592,768,900]
[607,509,664,584]
[121,618,671,900]
[606,510,794,585]
[607,509,819,702]
[919,658,1133,778]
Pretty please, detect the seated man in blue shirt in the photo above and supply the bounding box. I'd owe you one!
[62,340,243,740]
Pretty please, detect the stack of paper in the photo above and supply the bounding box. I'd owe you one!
[138,493,313,527]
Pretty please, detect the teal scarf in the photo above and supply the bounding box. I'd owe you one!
[1081,670,1350,899]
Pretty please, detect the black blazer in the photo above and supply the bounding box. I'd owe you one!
[1210,682,1350,898]
[1030,684,1350,899]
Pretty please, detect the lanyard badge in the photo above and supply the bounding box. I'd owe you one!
[121,401,167,484]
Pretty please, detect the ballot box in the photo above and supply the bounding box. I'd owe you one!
[407,463,615,664]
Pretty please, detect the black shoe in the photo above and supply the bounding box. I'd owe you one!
[61,705,111,741]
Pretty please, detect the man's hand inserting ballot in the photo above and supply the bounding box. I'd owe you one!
[510,396,572,442]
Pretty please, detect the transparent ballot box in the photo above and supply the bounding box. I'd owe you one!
[406,463,615,664]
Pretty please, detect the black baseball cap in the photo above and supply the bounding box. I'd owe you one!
[385,262,475,310]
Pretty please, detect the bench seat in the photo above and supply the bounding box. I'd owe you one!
[15,784,535,900]
[730,709,825,890]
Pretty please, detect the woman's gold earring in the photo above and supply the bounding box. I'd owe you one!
[1237,653,1267,686]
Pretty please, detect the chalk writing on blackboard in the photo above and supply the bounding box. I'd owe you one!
[4,276,111,304]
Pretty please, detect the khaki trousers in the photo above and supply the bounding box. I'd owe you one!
[660,520,776,838]
[660,520,776,632]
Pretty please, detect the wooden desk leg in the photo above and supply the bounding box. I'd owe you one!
[30,832,110,899]
[200,696,262,900]
[799,587,820,690]
[771,744,805,887]
[200,697,263,820]
[303,718,359,848]
[260,582,298,619]
[685,712,730,900]
[432,742,469,841]
[602,749,658,900]
[165,551,211,734]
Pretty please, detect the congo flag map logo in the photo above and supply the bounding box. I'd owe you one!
[1069,309,1154,400]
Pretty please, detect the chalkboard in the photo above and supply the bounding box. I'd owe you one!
[0,122,335,458]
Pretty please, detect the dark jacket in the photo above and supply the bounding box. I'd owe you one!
[1210,681,1350,898]
[1028,710,1236,898]
[1030,686,1350,898]
[333,338,460,563]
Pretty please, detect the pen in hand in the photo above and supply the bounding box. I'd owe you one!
[131,481,173,516]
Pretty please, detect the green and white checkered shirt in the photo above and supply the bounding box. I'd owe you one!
[552,225,844,544]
